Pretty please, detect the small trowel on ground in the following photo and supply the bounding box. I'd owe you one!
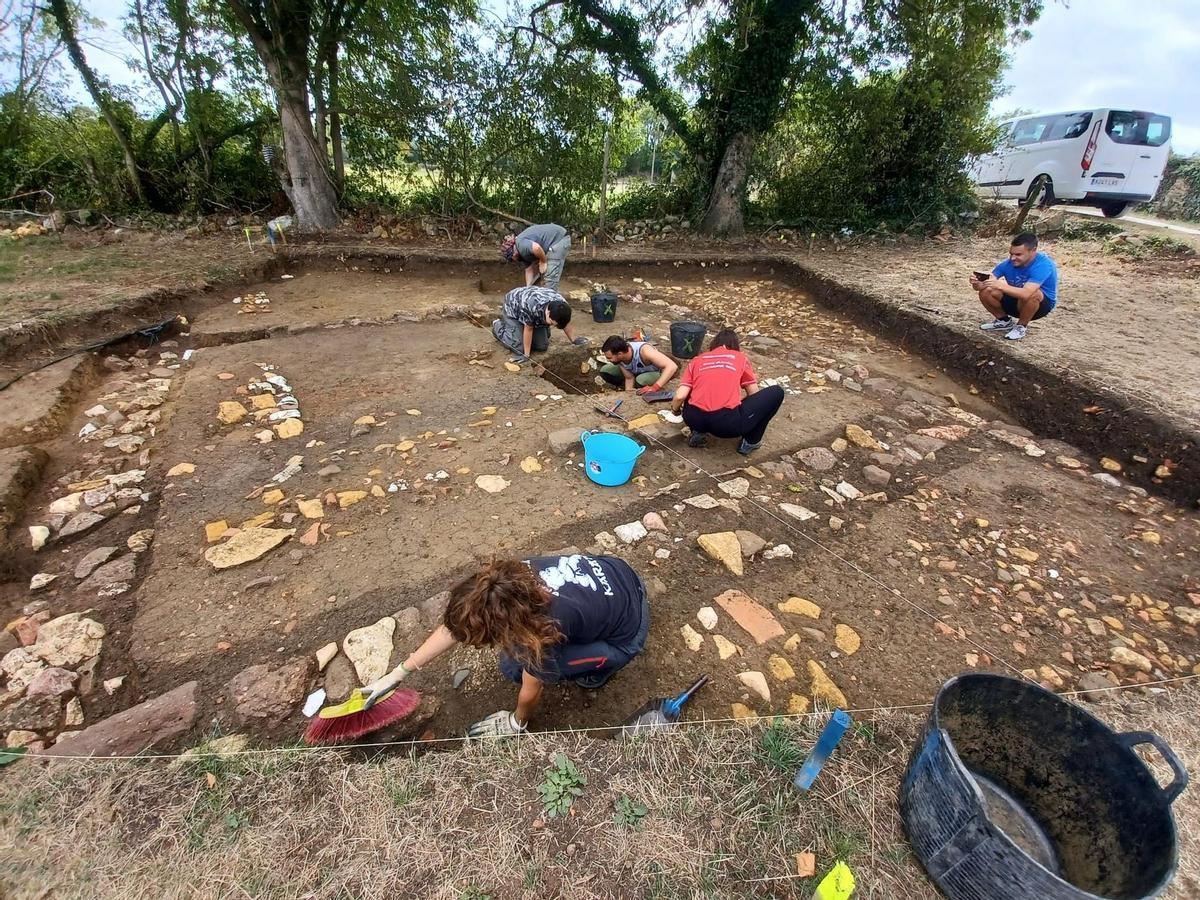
[620,675,710,736]
[593,398,624,420]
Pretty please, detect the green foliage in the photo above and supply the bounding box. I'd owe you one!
[755,718,808,772]
[758,0,1043,231]
[1145,154,1200,223]
[607,181,691,221]
[537,752,586,818]
[1060,218,1125,241]
[612,794,648,830]
[1102,233,1195,261]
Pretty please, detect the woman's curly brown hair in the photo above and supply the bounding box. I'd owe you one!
[443,559,563,668]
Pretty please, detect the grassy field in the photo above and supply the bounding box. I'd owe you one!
[2,686,1197,899]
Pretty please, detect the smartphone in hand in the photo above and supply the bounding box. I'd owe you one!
[972,271,992,281]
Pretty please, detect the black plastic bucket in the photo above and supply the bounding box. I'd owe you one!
[531,324,550,353]
[591,291,619,323]
[670,321,706,358]
[901,674,1188,900]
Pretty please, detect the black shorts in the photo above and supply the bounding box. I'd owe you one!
[1001,294,1055,320]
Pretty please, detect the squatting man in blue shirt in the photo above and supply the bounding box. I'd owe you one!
[970,231,1059,342]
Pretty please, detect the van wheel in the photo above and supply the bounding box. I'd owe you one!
[1025,176,1054,208]
[1100,201,1128,218]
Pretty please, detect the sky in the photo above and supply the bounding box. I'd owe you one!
[994,0,1199,154]
[15,0,1200,156]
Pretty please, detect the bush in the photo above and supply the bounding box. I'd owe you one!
[607,181,692,221]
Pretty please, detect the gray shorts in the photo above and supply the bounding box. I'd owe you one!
[542,234,571,291]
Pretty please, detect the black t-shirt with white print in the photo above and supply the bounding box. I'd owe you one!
[525,555,643,649]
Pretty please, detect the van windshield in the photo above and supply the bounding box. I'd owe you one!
[1106,111,1171,147]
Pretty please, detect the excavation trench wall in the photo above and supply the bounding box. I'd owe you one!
[2,244,1195,505]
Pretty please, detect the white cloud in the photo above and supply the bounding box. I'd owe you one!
[996,0,1200,154]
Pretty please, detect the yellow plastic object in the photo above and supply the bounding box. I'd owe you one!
[317,688,394,719]
[814,861,855,899]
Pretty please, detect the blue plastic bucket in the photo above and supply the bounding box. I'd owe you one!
[580,430,645,486]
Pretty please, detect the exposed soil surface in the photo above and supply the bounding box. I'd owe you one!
[3,258,1198,757]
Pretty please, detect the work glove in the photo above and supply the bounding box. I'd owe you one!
[362,662,410,710]
[571,336,590,346]
[467,710,527,738]
[635,384,661,395]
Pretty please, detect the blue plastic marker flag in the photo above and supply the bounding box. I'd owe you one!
[793,709,852,791]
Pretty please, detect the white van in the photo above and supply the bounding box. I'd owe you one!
[970,109,1171,217]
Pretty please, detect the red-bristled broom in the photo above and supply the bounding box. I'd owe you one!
[302,687,422,745]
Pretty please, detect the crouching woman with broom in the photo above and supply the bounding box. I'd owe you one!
[310,555,650,742]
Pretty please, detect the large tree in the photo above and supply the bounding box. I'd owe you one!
[539,0,821,237]
[222,0,341,230]
[46,0,152,205]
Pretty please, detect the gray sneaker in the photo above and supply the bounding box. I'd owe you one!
[1005,324,1028,341]
[980,317,1014,331]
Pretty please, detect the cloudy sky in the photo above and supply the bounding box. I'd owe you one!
[28,0,1200,156]
[996,0,1199,153]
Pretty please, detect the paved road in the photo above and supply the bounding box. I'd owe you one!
[1061,205,1200,236]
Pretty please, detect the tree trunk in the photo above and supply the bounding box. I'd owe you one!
[328,49,345,192]
[46,0,149,206]
[701,133,754,237]
[277,78,340,231]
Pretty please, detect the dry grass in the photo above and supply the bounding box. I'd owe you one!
[2,685,1197,899]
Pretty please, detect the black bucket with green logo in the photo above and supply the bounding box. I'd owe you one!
[670,321,707,359]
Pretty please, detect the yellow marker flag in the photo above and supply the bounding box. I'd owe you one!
[815,861,855,899]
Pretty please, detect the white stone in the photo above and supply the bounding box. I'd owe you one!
[342,617,396,685]
[29,526,50,551]
[680,624,704,652]
[717,477,750,499]
[1,647,46,694]
[737,670,771,703]
[594,531,619,551]
[474,474,510,494]
[31,612,106,667]
[654,548,671,560]
[614,521,648,544]
[697,607,718,631]
[682,494,719,509]
[835,481,862,500]
[780,503,818,521]
[49,493,83,515]
[29,573,59,592]
[763,544,794,559]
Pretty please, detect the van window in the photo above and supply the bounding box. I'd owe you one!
[1012,117,1054,146]
[1046,112,1092,141]
[1106,111,1171,147]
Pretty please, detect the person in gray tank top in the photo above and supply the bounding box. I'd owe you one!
[500,223,572,291]
[599,335,679,393]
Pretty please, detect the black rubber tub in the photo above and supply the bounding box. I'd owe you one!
[900,674,1188,899]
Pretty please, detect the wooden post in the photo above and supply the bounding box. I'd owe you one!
[597,123,612,244]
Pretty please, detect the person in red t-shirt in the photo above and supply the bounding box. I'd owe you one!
[670,329,785,455]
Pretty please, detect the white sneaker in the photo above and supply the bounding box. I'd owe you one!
[1005,324,1028,341]
[980,317,1014,331]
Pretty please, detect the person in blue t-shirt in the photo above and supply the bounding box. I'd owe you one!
[970,232,1058,342]
[355,555,650,737]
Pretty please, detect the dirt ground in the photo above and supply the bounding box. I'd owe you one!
[789,226,1200,425]
[2,234,1199,897]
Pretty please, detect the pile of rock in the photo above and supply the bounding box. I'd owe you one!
[1,607,114,750]
[216,363,304,442]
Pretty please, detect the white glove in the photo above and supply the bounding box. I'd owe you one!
[362,662,410,709]
[467,710,526,738]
